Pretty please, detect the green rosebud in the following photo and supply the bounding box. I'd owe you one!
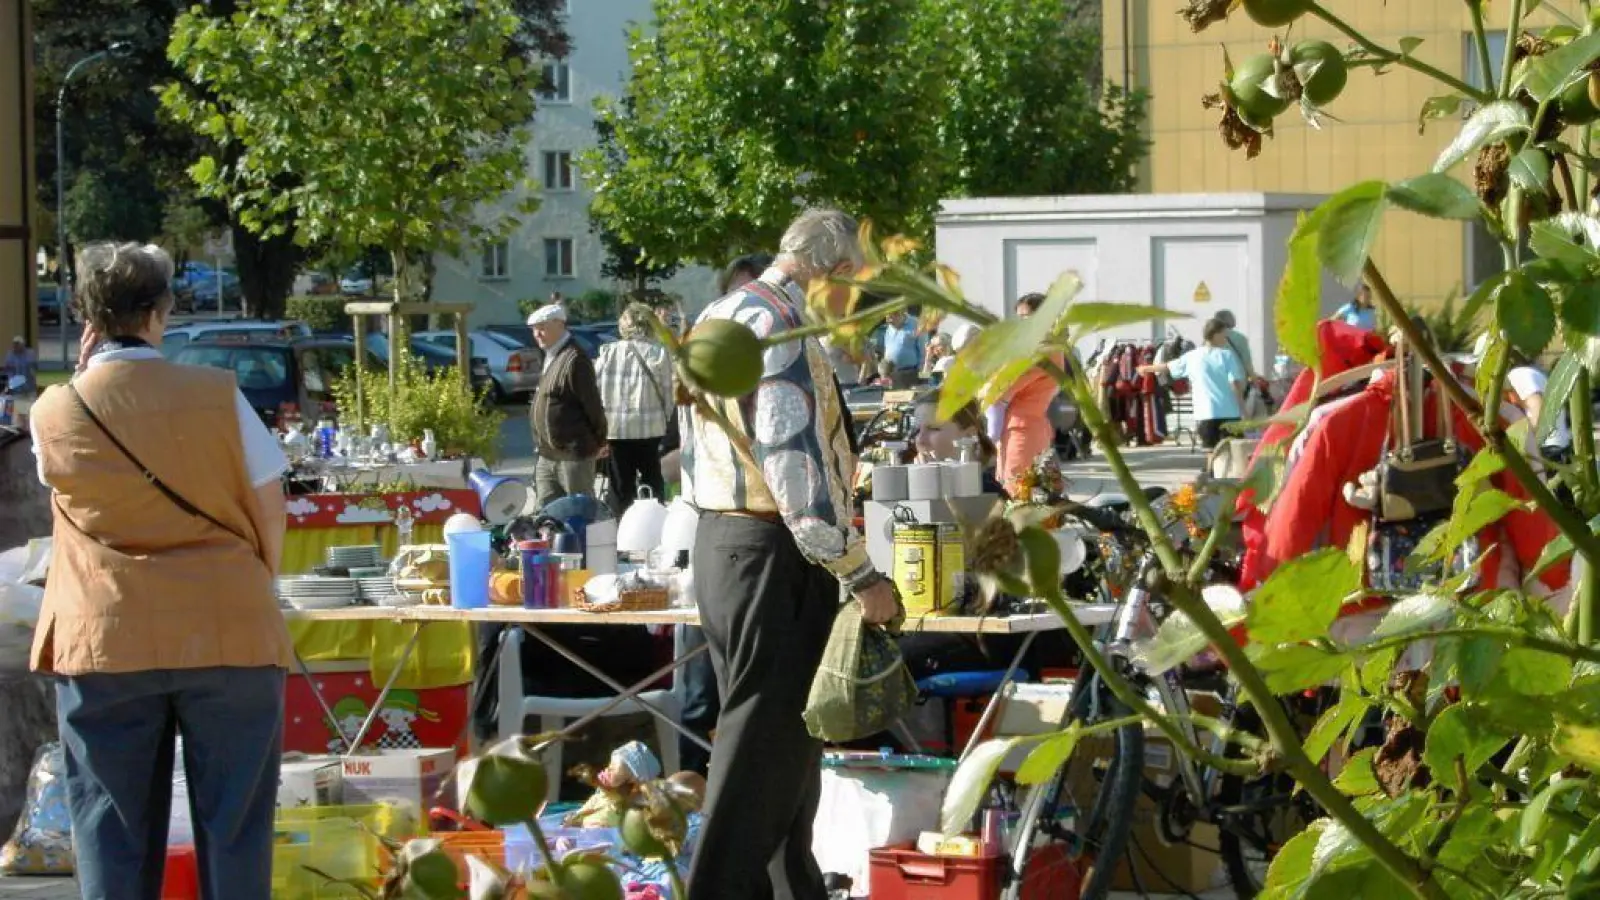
[459,738,549,827]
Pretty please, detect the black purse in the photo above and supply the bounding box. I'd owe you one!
[1377,342,1460,523]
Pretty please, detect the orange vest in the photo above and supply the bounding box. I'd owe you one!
[28,359,293,675]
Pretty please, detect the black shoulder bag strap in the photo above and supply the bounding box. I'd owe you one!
[67,383,253,546]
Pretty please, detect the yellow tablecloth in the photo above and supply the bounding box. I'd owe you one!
[285,521,475,689]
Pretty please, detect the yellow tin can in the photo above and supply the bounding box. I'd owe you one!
[892,522,964,616]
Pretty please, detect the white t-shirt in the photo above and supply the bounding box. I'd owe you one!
[1507,366,1572,450]
[33,346,289,488]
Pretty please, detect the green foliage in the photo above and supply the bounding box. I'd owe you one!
[582,0,1146,266]
[62,170,164,246]
[284,295,349,334]
[330,354,503,464]
[162,0,539,297]
[571,290,619,324]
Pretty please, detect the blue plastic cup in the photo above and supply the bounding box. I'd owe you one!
[446,531,493,609]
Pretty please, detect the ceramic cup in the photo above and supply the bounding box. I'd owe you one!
[906,464,942,501]
[873,466,909,501]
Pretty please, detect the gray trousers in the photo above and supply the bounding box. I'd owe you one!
[533,456,597,511]
[688,512,838,900]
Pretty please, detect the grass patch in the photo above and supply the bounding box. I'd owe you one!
[37,370,70,388]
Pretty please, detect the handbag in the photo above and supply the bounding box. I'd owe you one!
[1377,342,1461,522]
[802,598,918,743]
[1366,515,1481,594]
[62,384,252,546]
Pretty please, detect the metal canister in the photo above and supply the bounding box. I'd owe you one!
[892,522,959,617]
[936,523,966,608]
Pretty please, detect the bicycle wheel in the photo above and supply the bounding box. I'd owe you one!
[1216,703,1323,899]
[1006,676,1143,900]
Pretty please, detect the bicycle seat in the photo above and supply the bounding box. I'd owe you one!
[916,670,1012,698]
[1082,486,1168,515]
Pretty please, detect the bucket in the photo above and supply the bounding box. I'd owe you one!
[469,469,529,526]
[446,531,493,609]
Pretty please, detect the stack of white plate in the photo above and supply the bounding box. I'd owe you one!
[278,576,358,610]
[328,545,383,570]
[357,576,416,607]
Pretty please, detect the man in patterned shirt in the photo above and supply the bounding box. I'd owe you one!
[681,208,899,899]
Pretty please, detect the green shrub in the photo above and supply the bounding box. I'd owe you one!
[285,295,350,333]
[330,352,504,463]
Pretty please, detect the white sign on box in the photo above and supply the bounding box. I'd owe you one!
[335,748,456,819]
[278,758,343,810]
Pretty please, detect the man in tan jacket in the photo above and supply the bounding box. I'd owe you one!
[29,242,291,900]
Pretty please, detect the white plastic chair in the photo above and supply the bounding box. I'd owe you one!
[496,627,682,788]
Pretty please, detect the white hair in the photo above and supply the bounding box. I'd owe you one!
[776,208,862,280]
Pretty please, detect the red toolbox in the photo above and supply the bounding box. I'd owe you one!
[160,845,199,900]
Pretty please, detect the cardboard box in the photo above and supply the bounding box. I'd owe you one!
[333,748,457,817]
[1066,731,1223,895]
[277,757,343,810]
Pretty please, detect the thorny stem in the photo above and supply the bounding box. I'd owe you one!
[1306,2,1490,102]
[1423,758,1472,869]
[1363,260,1600,567]
[1500,0,1528,100]
[1045,358,1187,579]
[1186,483,1240,585]
[1356,625,1600,666]
[1469,1,1496,103]
[1033,586,1255,777]
[1044,357,1445,898]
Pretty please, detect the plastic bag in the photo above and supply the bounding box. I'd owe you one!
[0,580,43,674]
[0,743,72,875]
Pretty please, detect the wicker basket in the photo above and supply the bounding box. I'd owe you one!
[575,586,671,613]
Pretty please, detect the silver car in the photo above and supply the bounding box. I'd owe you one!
[415,329,540,401]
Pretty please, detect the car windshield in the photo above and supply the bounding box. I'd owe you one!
[174,346,290,391]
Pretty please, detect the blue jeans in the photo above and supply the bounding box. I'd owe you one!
[676,625,719,776]
[56,667,285,900]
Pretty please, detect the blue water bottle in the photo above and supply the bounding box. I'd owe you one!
[315,419,335,458]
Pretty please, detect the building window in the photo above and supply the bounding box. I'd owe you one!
[538,62,571,103]
[1462,31,1509,94]
[480,240,509,280]
[542,151,573,191]
[544,238,574,278]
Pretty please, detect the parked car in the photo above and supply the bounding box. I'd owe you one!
[415,329,540,401]
[171,336,377,427]
[360,333,494,398]
[339,268,375,295]
[569,321,619,359]
[37,285,71,326]
[162,320,312,356]
[172,262,241,311]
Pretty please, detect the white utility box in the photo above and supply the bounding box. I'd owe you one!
[934,193,1349,373]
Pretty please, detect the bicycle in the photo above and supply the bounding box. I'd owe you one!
[1002,494,1327,900]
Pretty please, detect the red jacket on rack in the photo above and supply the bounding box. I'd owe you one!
[1238,369,1570,596]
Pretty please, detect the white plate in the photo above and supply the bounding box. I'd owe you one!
[285,595,355,610]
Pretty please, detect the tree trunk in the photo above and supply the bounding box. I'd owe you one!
[232,222,300,320]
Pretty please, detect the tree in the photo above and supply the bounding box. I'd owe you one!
[589,103,680,298]
[933,0,1147,197]
[161,0,540,310]
[581,0,952,266]
[61,169,164,246]
[581,0,1148,268]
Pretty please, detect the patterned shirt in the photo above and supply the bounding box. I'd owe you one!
[596,338,675,440]
[681,270,874,589]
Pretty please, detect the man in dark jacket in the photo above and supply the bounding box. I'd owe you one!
[528,303,607,508]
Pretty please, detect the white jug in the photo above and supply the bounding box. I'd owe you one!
[616,485,670,556]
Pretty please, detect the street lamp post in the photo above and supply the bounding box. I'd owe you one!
[54,43,131,370]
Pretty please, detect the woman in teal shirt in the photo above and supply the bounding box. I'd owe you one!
[1139,318,1246,448]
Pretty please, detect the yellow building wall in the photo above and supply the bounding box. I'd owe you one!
[1105,1,1580,308]
[0,0,33,346]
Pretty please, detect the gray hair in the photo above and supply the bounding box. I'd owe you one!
[76,242,175,336]
[618,302,658,341]
[1214,309,1237,328]
[776,208,863,280]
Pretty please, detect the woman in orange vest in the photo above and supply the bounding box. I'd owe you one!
[993,292,1064,492]
[29,242,291,900]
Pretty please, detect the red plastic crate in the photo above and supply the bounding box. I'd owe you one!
[1018,842,1081,900]
[161,846,199,900]
[869,844,1002,900]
